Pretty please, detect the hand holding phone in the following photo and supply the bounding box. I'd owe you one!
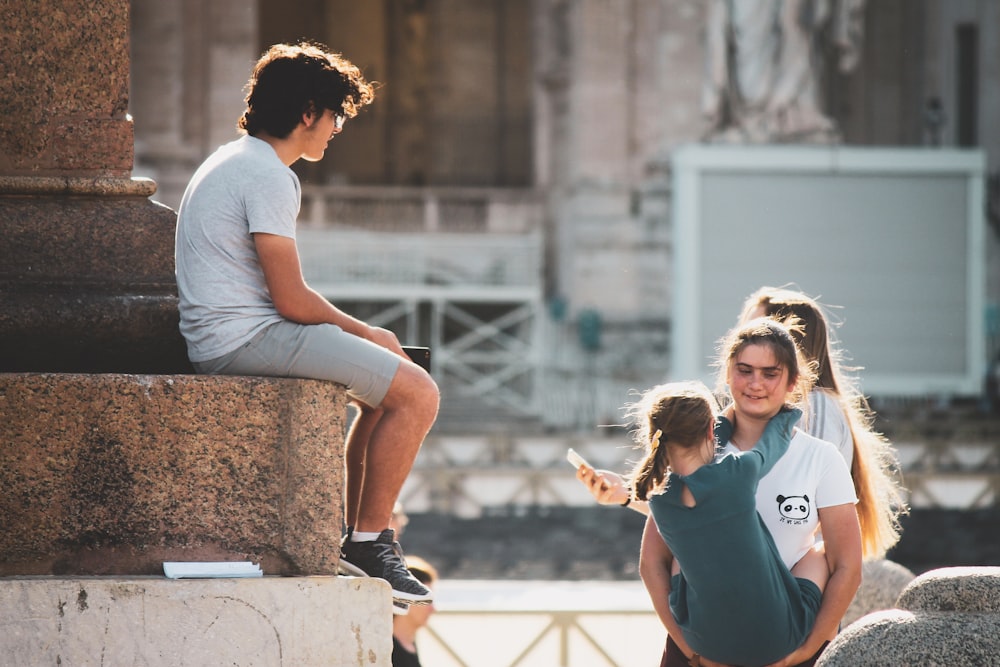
[566,448,591,470]
[402,346,431,372]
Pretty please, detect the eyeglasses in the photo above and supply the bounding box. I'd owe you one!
[334,113,345,131]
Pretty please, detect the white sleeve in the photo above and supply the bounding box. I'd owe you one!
[805,389,854,469]
[815,440,858,509]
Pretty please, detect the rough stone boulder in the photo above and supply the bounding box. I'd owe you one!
[842,558,917,626]
[818,566,1000,666]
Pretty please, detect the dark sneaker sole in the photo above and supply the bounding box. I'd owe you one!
[393,590,433,604]
[336,559,367,577]
[339,556,433,605]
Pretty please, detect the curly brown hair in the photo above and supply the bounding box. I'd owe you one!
[238,42,376,138]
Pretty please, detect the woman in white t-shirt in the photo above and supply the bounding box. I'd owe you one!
[576,287,906,559]
[737,286,906,560]
[637,317,862,667]
[575,287,908,665]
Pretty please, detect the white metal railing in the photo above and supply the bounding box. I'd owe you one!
[418,609,664,667]
[299,184,543,234]
[415,581,664,667]
[400,432,1000,516]
[298,229,543,294]
[295,185,547,422]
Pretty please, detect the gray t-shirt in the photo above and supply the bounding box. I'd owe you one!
[175,135,300,362]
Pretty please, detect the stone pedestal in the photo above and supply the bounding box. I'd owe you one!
[0,576,391,666]
[0,177,190,373]
[1,6,384,665]
[0,373,348,577]
[0,0,190,374]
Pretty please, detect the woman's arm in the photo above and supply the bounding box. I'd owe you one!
[575,466,649,516]
[639,516,692,657]
[766,502,862,667]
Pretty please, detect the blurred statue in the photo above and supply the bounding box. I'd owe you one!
[702,0,866,143]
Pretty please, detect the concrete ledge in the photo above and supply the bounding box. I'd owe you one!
[0,575,391,666]
[0,373,348,576]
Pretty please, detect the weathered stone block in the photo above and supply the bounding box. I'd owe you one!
[0,576,391,666]
[0,373,348,576]
[0,0,132,176]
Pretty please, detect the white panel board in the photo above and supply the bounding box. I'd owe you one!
[670,145,986,396]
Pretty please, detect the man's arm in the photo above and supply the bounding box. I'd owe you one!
[254,233,404,353]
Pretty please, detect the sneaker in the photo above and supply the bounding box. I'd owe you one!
[392,600,411,616]
[340,529,433,605]
[336,527,367,577]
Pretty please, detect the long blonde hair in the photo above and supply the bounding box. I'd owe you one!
[740,286,908,558]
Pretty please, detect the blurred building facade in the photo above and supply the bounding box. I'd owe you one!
[130,0,1000,435]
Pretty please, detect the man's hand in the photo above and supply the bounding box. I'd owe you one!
[364,325,405,357]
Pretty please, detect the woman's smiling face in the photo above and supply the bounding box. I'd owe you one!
[726,343,796,421]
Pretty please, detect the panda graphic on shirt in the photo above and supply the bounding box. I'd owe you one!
[776,493,812,525]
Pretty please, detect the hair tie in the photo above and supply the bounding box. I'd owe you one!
[651,429,663,452]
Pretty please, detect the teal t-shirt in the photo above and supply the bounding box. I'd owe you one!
[648,408,821,667]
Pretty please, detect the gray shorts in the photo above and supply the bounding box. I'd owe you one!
[193,321,400,408]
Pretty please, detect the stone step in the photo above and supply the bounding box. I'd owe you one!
[0,576,391,666]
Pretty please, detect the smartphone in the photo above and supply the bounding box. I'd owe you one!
[402,346,431,372]
[566,448,591,469]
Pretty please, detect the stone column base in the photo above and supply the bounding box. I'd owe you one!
[0,575,390,666]
[0,373,348,576]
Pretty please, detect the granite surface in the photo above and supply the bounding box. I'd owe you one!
[0,176,157,197]
[0,192,190,373]
[896,566,1000,613]
[0,373,348,576]
[819,567,1000,666]
[0,0,133,176]
[842,559,916,627]
[818,609,1000,667]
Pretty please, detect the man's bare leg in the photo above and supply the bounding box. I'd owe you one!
[340,361,439,604]
[344,403,382,530]
[353,361,439,534]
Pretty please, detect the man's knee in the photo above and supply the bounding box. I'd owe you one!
[383,364,439,417]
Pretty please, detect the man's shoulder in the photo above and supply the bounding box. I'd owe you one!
[214,136,281,168]
[194,136,292,191]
